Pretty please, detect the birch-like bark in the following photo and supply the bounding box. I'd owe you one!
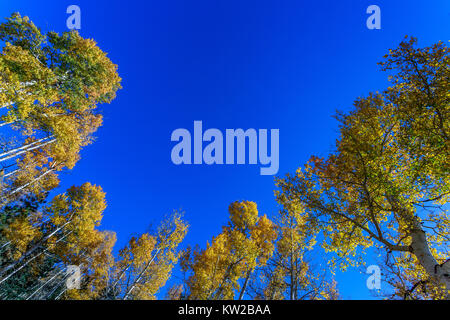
[9,168,54,196]
[0,81,37,109]
[409,218,450,293]
[387,195,450,292]
[105,263,132,299]
[0,121,14,127]
[238,269,252,300]
[3,168,19,179]
[26,267,65,300]
[0,76,70,110]
[0,167,56,208]
[122,248,161,300]
[0,167,56,209]
[0,136,51,159]
[0,137,56,163]
[0,217,73,282]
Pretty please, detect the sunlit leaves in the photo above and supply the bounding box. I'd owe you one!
[185,201,277,300]
[0,12,121,203]
[276,38,449,298]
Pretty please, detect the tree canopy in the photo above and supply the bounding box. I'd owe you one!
[275,37,449,299]
[0,12,448,300]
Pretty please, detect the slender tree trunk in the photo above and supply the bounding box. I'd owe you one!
[1,168,55,207]
[289,228,295,300]
[10,168,54,195]
[0,219,73,282]
[104,263,132,299]
[0,121,13,127]
[0,136,55,163]
[212,257,244,300]
[0,136,50,158]
[3,168,20,179]
[26,268,65,300]
[238,269,252,300]
[123,248,161,300]
[388,194,450,293]
[410,219,450,293]
[0,81,38,109]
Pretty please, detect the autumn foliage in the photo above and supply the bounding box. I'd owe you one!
[0,12,448,300]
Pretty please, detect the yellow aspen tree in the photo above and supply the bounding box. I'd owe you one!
[251,198,339,300]
[186,201,277,300]
[0,197,57,299]
[0,13,121,205]
[276,38,449,299]
[46,183,115,299]
[108,212,188,300]
[0,183,115,300]
[2,210,42,260]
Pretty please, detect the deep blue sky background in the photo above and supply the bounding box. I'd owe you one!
[1,0,449,299]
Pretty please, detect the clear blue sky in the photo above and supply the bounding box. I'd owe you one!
[1,0,449,299]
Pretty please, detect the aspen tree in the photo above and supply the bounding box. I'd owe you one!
[109,212,188,300]
[185,201,277,300]
[0,13,121,204]
[276,38,449,299]
[0,183,115,300]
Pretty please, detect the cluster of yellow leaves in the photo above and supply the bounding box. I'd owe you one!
[275,37,449,298]
[185,201,277,300]
[3,215,41,260]
[46,183,115,299]
[112,212,188,300]
[0,13,121,203]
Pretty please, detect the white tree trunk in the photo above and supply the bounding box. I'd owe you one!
[0,136,56,163]
[410,219,450,293]
[122,248,161,300]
